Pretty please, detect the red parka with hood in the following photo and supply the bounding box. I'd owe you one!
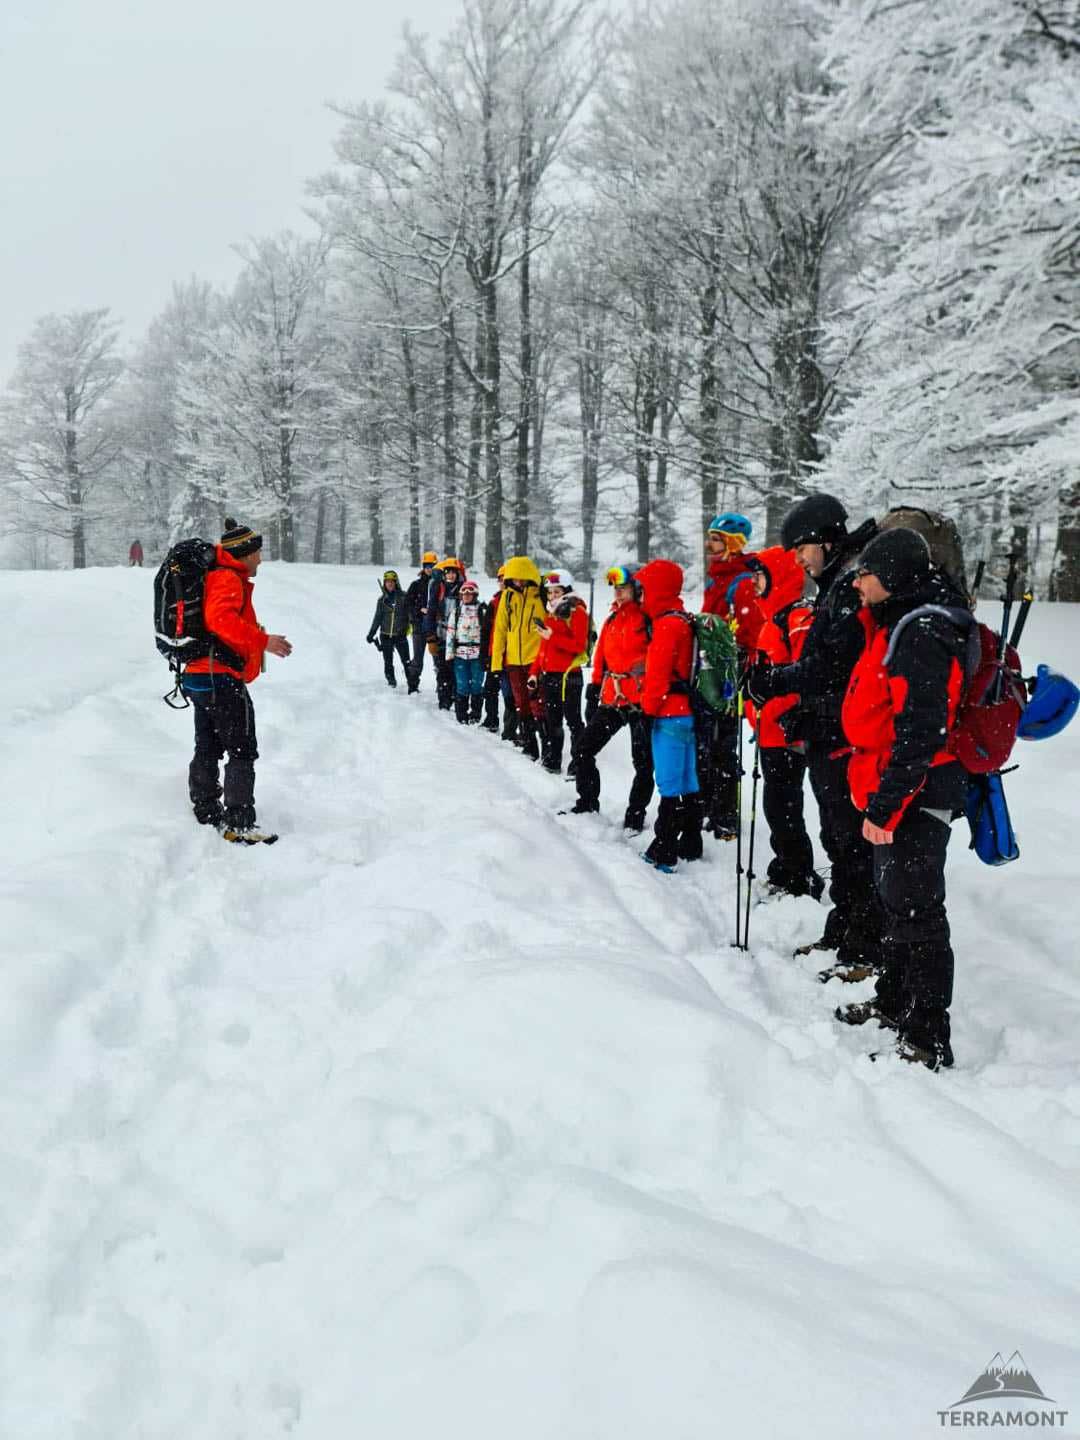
[745,546,812,748]
[637,558,694,718]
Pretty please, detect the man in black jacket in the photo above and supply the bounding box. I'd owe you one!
[405,552,438,687]
[744,494,879,974]
[837,528,969,1070]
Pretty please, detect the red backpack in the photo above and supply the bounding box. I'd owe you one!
[948,621,1026,773]
[884,607,1026,774]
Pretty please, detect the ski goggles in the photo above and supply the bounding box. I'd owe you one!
[606,566,636,586]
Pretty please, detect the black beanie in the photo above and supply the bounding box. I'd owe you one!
[857,527,931,593]
[221,523,263,559]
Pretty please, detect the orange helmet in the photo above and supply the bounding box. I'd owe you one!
[422,550,438,565]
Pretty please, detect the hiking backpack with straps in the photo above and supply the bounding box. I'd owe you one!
[649,610,741,715]
[154,538,244,675]
[883,605,1026,774]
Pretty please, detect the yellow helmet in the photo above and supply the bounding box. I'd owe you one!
[422,550,438,565]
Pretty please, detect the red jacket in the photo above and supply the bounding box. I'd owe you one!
[487,590,503,657]
[637,558,694,718]
[745,547,812,748]
[841,606,964,830]
[702,551,763,651]
[184,548,267,684]
[530,594,589,675]
[591,599,649,708]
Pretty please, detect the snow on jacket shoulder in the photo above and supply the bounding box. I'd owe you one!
[184,547,267,684]
[637,558,694,718]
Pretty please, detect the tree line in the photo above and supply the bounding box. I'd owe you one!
[1,0,1077,598]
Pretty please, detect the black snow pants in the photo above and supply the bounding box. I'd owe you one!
[540,669,584,772]
[806,744,881,962]
[695,708,740,829]
[183,674,258,829]
[574,705,654,827]
[872,802,958,1060]
[759,744,819,895]
[381,635,413,688]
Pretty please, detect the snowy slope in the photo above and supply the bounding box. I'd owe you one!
[2,563,1079,1440]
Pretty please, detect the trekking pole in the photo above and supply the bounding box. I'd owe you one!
[971,559,985,602]
[734,696,745,949]
[1009,591,1034,652]
[741,734,761,951]
[991,552,1019,703]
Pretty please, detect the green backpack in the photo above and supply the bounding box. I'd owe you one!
[656,610,741,715]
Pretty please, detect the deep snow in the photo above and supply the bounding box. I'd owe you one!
[2,563,1079,1439]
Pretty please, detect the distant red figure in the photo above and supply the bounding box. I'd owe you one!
[129,539,144,567]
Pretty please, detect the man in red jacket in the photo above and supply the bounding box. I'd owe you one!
[637,558,703,871]
[181,524,292,838]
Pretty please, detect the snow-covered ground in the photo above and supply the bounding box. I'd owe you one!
[3,563,1079,1440]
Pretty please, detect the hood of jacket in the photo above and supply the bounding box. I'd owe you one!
[752,546,806,619]
[636,558,685,618]
[501,555,541,586]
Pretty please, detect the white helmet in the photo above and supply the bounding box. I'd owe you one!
[543,569,574,590]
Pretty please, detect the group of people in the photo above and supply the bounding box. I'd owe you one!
[183,498,975,1073]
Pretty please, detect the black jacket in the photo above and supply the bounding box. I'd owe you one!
[367,587,411,641]
[759,520,877,747]
[406,570,432,629]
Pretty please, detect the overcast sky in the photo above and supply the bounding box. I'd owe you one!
[0,0,458,384]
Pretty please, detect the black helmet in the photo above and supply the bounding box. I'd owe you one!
[780,494,848,550]
[855,528,931,593]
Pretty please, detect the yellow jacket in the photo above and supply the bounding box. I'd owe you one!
[492,557,545,670]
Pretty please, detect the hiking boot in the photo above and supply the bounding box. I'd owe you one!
[818,960,878,985]
[194,803,224,827]
[707,813,738,842]
[870,1037,954,1071]
[623,809,646,834]
[641,852,675,875]
[560,799,600,816]
[835,1001,898,1031]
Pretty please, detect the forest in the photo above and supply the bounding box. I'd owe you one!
[1,0,1077,597]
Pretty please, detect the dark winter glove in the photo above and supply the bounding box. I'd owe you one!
[366,633,378,647]
[585,682,601,722]
[741,659,776,706]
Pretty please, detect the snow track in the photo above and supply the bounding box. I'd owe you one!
[3,565,1079,1438]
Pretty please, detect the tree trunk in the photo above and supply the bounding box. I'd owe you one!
[514,119,534,555]
[699,253,721,539]
[577,320,603,576]
[462,314,485,570]
[443,319,458,556]
[64,386,86,569]
[312,487,328,563]
[1050,474,1080,601]
[482,276,503,572]
[339,495,347,565]
[400,328,422,566]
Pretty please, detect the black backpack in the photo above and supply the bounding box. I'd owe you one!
[154,539,244,688]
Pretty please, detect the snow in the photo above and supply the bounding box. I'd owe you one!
[3,563,1080,1438]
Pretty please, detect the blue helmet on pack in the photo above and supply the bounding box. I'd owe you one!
[1017,665,1080,742]
[707,512,753,540]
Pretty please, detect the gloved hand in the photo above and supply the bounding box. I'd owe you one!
[526,675,538,693]
[741,659,775,705]
[367,634,381,651]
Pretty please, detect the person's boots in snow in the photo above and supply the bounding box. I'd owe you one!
[519,717,540,761]
[454,694,469,724]
[835,1000,898,1030]
[501,708,519,744]
[560,798,599,816]
[643,796,680,873]
[469,693,484,724]
[675,793,704,862]
[623,808,646,835]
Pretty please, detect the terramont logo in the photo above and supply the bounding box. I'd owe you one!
[938,1351,1069,1428]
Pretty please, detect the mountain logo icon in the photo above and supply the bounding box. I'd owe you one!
[952,1352,1055,1408]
